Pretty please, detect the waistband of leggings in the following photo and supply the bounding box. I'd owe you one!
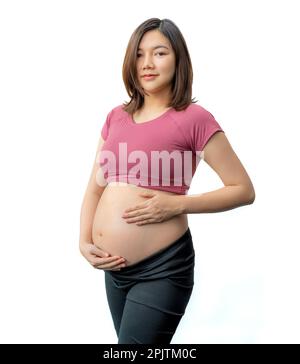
[118,227,192,272]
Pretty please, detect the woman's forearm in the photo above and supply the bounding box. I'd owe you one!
[79,190,103,245]
[176,185,255,214]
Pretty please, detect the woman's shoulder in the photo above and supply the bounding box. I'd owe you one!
[178,102,213,116]
[107,104,125,115]
[171,102,215,125]
[104,104,127,122]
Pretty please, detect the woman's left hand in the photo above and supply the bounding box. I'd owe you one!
[122,190,182,226]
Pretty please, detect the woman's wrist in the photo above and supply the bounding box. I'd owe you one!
[173,195,187,215]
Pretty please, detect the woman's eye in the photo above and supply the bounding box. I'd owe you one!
[137,52,166,57]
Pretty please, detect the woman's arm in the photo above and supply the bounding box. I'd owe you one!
[79,135,128,270]
[176,131,255,214]
[79,136,107,245]
[79,190,104,245]
[121,131,255,226]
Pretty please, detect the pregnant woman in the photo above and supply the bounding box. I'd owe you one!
[79,18,256,344]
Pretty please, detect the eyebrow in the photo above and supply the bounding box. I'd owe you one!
[137,45,169,51]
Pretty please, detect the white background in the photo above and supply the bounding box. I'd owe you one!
[0,0,299,344]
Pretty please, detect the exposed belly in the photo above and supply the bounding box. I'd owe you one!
[92,182,189,267]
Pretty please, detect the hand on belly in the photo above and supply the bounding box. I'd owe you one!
[92,184,188,266]
[121,189,181,226]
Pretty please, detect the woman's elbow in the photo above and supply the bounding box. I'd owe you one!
[246,187,256,204]
[237,183,255,205]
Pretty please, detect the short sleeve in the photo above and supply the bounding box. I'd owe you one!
[191,110,224,153]
[101,109,113,141]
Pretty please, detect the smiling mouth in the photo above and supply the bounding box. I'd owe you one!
[142,75,159,80]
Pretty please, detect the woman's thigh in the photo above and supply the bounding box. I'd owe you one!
[118,278,194,344]
[104,271,128,336]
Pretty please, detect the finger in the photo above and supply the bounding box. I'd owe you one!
[109,262,127,271]
[123,204,146,214]
[90,245,110,257]
[101,258,126,269]
[123,208,149,219]
[123,207,150,218]
[137,219,156,226]
[94,257,126,269]
[96,261,126,270]
[91,256,122,266]
[124,213,152,223]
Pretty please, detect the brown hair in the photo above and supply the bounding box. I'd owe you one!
[122,18,198,115]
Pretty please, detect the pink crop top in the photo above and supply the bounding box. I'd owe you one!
[99,103,224,195]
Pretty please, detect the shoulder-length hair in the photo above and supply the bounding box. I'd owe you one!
[122,18,198,115]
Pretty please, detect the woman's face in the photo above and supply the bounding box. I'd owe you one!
[136,30,176,95]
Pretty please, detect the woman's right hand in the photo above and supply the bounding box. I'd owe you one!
[79,242,127,271]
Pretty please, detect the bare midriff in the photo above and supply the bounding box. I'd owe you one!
[92,182,189,267]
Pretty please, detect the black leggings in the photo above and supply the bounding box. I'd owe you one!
[104,227,195,344]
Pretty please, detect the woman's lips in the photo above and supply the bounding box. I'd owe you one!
[142,75,158,80]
